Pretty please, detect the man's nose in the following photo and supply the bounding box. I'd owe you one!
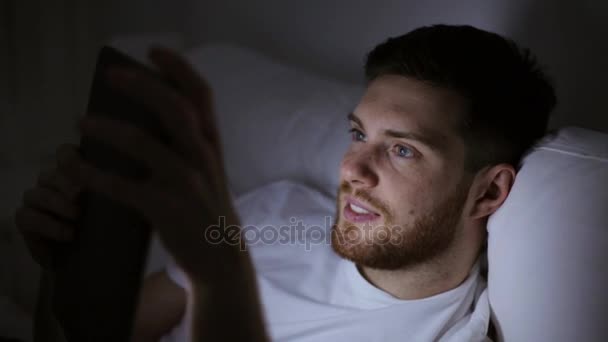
[340,149,379,189]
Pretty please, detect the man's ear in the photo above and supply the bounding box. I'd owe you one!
[467,164,516,220]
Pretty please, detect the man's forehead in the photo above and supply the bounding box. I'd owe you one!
[355,75,466,136]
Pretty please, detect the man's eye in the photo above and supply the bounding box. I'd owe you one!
[394,145,414,158]
[349,128,366,142]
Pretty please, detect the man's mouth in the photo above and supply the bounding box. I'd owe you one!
[343,196,381,223]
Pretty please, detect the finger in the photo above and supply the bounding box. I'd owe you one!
[37,167,81,201]
[62,153,148,214]
[79,116,192,183]
[15,206,75,241]
[148,47,219,143]
[105,68,210,170]
[148,47,212,107]
[22,187,80,221]
[148,48,227,175]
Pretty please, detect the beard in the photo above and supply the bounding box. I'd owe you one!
[331,180,470,270]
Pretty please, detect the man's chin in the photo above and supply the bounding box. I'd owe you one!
[330,221,405,270]
[329,217,458,271]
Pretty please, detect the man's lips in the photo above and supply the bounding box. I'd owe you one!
[343,196,381,223]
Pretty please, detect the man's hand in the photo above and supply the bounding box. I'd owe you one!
[64,48,268,341]
[15,143,84,269]
[65,48,238,280]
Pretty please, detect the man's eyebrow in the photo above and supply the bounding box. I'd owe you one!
[347,112,446,152]
[383,129,446,151]
[347,113,364,128]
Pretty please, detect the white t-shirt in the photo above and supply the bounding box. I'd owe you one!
[161,181,490,342]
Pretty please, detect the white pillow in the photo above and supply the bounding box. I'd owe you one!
[184,44,364,197]
[487,127,608,341]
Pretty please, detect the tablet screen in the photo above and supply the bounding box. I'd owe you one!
[52,46,173,341]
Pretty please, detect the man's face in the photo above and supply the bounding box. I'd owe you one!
[331,74,473,270]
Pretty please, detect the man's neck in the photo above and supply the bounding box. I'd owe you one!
[357,253,478,300]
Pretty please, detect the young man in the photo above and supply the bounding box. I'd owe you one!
[16,24,555,341]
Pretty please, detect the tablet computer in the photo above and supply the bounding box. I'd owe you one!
[51,46,174,341]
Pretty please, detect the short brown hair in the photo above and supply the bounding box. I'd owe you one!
[365,24,557,171]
